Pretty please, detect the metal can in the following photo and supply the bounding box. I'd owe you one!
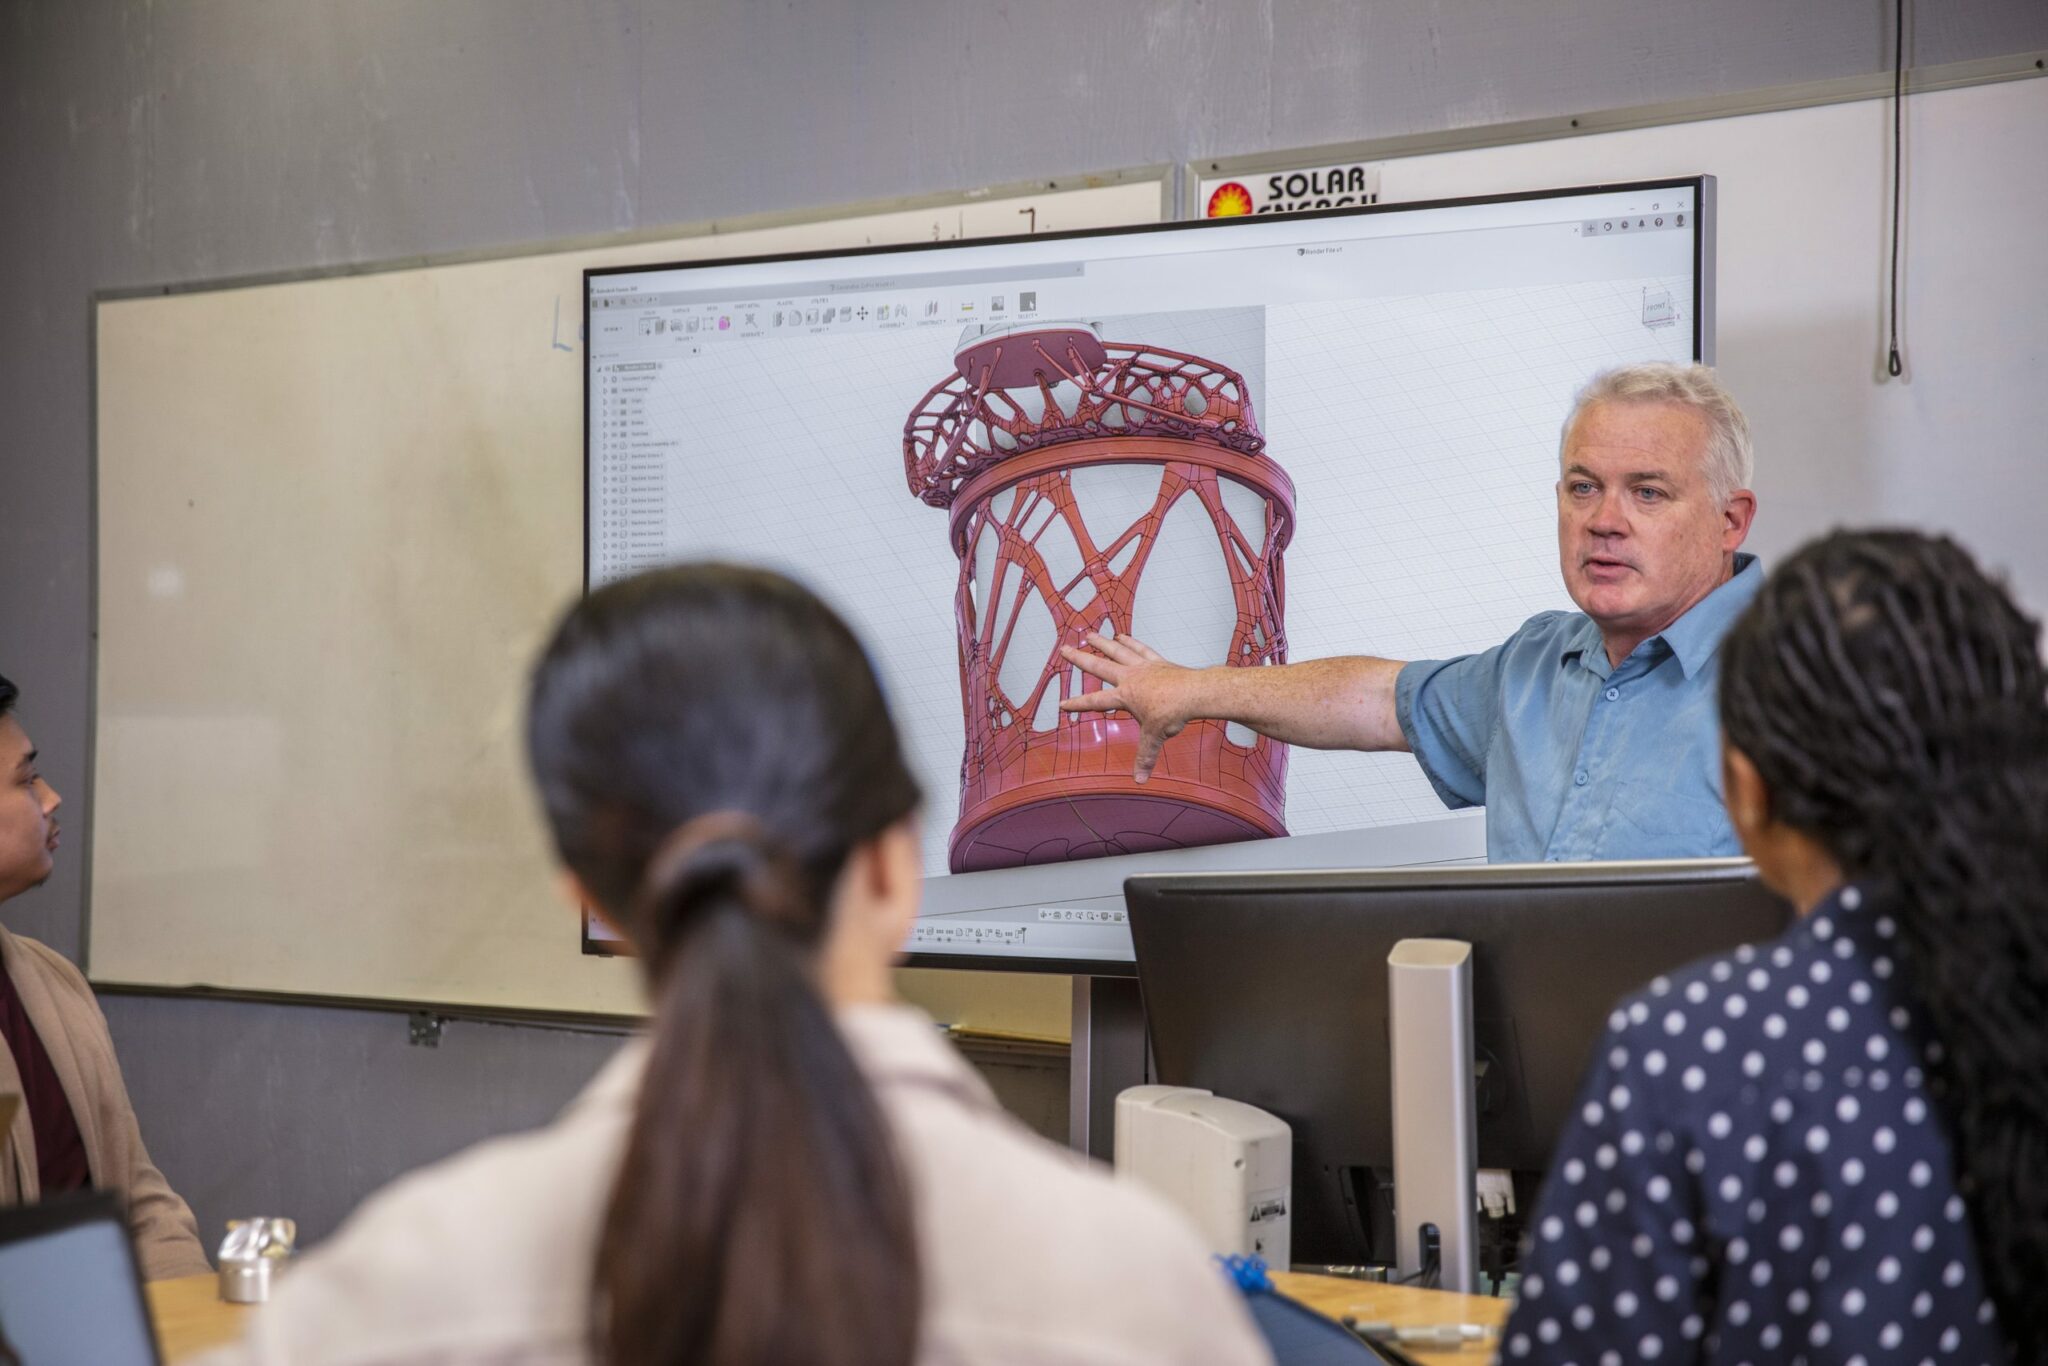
[218,1217,297,1304]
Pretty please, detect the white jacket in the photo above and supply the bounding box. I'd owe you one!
[199,1004,1272,1366]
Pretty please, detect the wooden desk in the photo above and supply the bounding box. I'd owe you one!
[1271,1271,1505,1365]
[143,1268,1504,1365]
[147,1274,253,1362]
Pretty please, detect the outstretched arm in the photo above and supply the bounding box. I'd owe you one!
[1058,632,1410,782]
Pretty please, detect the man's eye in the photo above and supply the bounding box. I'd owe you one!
[1636,487,1666,502]
[1570,482,1596,496]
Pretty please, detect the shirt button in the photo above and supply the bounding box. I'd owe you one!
[1606,687,1620,701]
[1575,771,1589,786]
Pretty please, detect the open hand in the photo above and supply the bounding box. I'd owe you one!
[1057,632,1194,782]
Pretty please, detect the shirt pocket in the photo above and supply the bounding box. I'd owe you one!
[1598,777,1740,859]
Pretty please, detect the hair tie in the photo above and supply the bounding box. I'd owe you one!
[634,811,809,942]
[645,810,771,876]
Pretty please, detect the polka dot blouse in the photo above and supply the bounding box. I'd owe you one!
[1503,884,2007,1363]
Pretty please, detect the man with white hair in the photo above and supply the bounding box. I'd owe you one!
[1060,362,1761,862]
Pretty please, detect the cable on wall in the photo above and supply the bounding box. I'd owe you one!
[1887,0,1907,379]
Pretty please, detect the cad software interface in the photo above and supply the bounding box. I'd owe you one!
[587,181,1705,966]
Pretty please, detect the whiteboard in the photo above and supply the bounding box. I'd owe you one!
[1343,76,2048,614]
[90,176,1166,1017]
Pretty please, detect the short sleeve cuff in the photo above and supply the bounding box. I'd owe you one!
[1396,658,1481,812]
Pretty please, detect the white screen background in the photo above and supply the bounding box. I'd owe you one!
[603,272,1692,879]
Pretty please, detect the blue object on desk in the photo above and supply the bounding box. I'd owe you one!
[1225,1257,1393,1365]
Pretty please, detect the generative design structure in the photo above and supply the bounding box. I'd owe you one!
[903,323,1298,873]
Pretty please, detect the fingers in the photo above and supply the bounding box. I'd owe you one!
[1078,631,1149,666]
[1058,643,1124,684]
[1063,630,1170,671]
[1132,725,1167,782]
[1053,678,1174,779]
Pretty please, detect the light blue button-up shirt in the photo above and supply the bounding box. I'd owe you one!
[1394,554,1762,863]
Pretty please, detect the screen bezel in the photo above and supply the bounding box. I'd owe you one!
[0,1189,165,1365]
[581,176,1712,973]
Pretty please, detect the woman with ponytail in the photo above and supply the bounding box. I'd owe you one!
[202,564,1270,1366]
[1505,529,2047,1363]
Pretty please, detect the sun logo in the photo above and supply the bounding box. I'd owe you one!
[1206,182,1256,218]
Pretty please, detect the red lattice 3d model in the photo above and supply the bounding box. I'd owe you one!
[904,323,1298,874]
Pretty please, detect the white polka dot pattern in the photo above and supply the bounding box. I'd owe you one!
[1503,885,2004,1363]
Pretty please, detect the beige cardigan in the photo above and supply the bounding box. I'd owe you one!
[199,1005,1273,1366]
[0,923,210,1280]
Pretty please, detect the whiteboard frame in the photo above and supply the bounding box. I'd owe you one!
[1181,50,2045,219]
[93,165,1177,306]
[83,165,1173,1017]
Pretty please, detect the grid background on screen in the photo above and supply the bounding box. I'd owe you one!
[1267,274,1696,832]
[594,272,1693,877]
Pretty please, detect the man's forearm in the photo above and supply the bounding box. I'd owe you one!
[1182,655,1410,753]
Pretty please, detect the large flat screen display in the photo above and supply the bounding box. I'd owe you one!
[586,178,1713,970]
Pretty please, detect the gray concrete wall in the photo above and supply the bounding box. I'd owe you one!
[4,0,2044,1250]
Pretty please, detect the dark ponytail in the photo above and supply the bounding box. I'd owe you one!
[1719,530,2048,1357]
[526,565,924,1366]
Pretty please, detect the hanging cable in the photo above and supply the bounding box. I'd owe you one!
[1887,0,1906,378]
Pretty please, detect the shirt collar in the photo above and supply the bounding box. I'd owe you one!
[1659,553,1763,678]
[1561,552,1763,680]
[1804,881,1878,932]
[835,1003,1003,1113]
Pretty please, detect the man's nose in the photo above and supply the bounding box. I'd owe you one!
[1586,491,1630,535]
[41,780,61,814]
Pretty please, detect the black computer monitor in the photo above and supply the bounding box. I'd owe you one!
[1125,858,1792,1267]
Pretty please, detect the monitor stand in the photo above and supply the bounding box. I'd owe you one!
[1388,938,1479,1293]
[1069,975,1147,1161]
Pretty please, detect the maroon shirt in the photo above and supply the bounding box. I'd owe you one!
[0,962,91,1194]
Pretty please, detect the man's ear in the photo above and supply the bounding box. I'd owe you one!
[1722,489,1757,548]
[555,869,625,940]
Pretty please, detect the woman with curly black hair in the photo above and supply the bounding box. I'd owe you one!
[1506,529,2047,1363]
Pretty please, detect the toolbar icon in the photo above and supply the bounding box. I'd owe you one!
[1019,292,1037,312]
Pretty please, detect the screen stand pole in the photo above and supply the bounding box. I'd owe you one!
[1388,938,1479,1293]
[1067,975,1146,1160]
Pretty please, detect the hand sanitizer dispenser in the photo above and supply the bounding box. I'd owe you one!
[1115,1085,1292,1267]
